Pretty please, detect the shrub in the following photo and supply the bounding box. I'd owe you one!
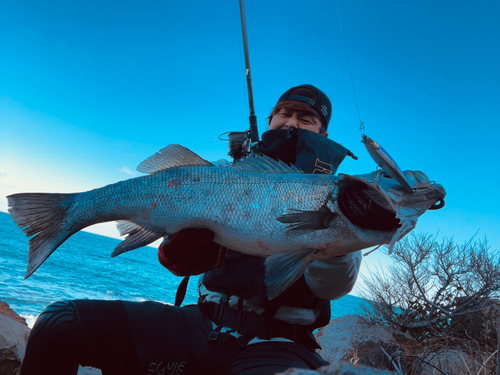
[361,233,500,373]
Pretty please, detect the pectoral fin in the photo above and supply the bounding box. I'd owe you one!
[265,250,316,299]
[276,206,337,231]
[112,221,164,257]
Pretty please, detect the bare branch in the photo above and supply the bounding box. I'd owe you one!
[361,233,500,357]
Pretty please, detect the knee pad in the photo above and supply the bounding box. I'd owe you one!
[30,300,81,342]
[21,301,81,375]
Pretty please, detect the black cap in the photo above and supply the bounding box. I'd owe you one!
[277,84,332,129]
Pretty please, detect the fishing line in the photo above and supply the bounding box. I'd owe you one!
[335,5,417,194]
[335,0,365,137]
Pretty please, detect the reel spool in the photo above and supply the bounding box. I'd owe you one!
[219,130,252,161]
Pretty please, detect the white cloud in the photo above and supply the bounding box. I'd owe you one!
[120,167,136,177]
[0,170,6,177]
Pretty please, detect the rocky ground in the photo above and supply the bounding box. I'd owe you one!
[1,301,498,375]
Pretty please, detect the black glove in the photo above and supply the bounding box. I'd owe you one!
[158,228,227,276]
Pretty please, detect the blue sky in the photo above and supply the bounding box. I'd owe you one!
[1,0,499,282]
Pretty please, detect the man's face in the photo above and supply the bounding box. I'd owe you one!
[268,108,328,137]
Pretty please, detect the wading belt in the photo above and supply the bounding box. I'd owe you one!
[198,302,321,350]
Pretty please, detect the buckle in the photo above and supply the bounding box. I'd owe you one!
[207,325,223,343]
[208,331,219,341]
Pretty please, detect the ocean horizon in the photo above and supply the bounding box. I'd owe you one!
[0,211,369,327]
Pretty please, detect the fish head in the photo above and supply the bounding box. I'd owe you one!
[342,170,446,215]
[336,170,446,252]
[336,174,403,233]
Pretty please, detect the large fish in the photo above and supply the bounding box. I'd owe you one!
[7,144,446,299]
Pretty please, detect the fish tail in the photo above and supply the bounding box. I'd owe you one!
[7,192,81,279]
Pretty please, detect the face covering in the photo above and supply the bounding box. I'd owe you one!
[254,128,351,175]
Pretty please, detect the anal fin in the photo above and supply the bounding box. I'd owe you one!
[112,221,164,257]
[265,249,316,299]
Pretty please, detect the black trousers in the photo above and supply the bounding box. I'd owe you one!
[20,300,329,375]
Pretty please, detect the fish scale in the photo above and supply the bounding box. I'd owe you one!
[7,144,446,298]
[107,166,335,253]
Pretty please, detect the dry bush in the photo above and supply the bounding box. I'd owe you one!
[361,233,500,374]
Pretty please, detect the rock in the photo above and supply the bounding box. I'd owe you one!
[0,314,30,375]
[78,366,103,375]
[315,315,414,371]
[275,361,397,374]
[0,302,27,326]
[420,348,473,375]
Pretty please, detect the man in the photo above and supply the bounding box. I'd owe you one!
[20,84,362,375]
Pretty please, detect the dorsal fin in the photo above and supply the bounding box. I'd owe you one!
[137,144,213,174]
[231,154,303,174]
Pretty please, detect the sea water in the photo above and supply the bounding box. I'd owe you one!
[0,212,369,327]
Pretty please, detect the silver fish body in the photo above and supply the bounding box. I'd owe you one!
[7,144,446,298]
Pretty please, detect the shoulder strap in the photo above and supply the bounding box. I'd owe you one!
[174,276,190,306]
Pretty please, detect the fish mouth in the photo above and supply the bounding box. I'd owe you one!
[337,179,402,232]
[404,183,446,209]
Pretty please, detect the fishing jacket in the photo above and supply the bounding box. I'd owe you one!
[199,128,362,338]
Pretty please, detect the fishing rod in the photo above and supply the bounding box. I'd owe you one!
[239,0,258,143]
[220,0,258,161]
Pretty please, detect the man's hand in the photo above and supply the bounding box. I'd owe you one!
[158,228,227,276]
